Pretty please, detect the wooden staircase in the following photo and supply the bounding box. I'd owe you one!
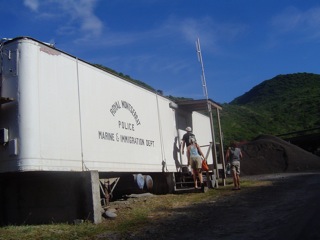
[173,140,225,193]
[173,169,216,193]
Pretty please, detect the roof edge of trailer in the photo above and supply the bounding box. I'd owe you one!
[1,36,165,94]
[1,37,222,109]
[1,37,162,92]
[175,99,222,112]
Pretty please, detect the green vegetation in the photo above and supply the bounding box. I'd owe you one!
[221,73,320,145]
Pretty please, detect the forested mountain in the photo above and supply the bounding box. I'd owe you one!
[220,73,320,144]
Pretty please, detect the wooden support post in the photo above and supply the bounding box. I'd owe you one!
[208,105,219,188]
[216,108,226,186]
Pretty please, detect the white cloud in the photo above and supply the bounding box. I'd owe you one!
[264,6,320,49]
[59,0,103,36]
[272,7,304,32]
[24,0,103,37]
[92,15,246,51]
[157,16,247,54]
[271,6,320,39]
[23,0,39,12]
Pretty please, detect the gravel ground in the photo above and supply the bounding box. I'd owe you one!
[127,172,320,240]
[104,135,320,240]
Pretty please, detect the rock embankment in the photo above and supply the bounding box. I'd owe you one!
[240,135,320,175]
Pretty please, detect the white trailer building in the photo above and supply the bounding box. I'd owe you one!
[0,37,224,225]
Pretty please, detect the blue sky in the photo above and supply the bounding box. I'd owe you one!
[1,0,320,103]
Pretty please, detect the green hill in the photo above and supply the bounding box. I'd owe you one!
[220,72,320,144]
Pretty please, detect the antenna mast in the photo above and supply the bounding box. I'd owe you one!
[195,38,211,112]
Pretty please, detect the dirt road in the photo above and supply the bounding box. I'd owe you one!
[129,172,320,240]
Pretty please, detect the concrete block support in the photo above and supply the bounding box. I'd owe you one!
[0,171,102,226]
[88,171,102,224]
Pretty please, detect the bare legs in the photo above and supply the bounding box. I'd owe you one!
[193,169,203,188]
[232,170,240,190]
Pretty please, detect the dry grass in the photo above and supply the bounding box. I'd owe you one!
[0,179,270,240]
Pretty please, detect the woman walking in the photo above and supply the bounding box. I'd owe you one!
[187,137,206,191]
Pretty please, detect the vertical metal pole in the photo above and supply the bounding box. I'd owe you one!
[196,38,219,186]
[76,58,85,171]
[195,38,209,102]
